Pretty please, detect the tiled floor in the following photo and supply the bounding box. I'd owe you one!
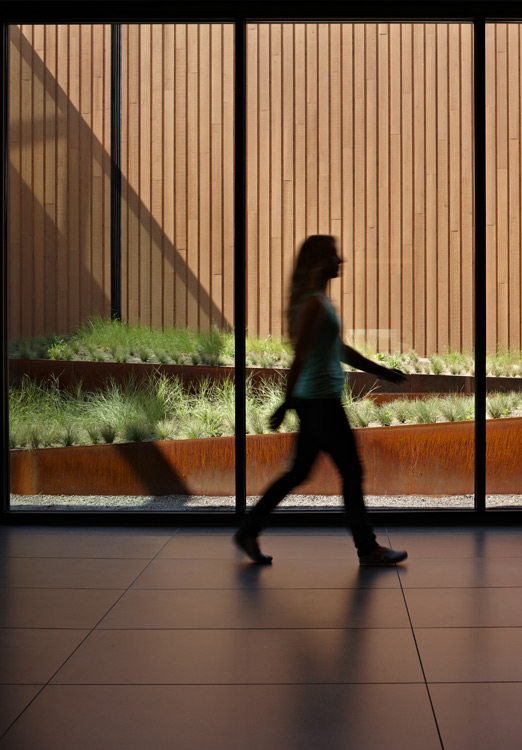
[1,525,522,749]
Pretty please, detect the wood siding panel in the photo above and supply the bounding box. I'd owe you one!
[485,23,522,354]
[8,23,111,340]
[246,22,478,355]
[8,22,522,357]
[120,23,235,333]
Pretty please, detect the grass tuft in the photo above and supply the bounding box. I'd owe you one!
[439,395,468,422]
[100,423,117,444]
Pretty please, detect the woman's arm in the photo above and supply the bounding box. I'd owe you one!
[269,296,326,429]
[340,341,406,383]
[284,297,326,398]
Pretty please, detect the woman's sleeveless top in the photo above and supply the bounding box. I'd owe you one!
[292,292,345,399]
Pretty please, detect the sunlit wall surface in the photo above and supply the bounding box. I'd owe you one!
[245,23,477,512]
[485,23,522,510]
[8,24,236,513]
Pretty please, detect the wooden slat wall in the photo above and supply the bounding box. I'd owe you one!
[8,24,111,340]
[120,23,235,331]
[247,23,477,353]
[8,22,522,355]
[486,24,522,354]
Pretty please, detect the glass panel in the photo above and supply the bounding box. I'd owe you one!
[485,23,522,510]
[245,22,475,514]
[8,23,236,513]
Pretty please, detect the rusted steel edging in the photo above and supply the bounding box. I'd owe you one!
[8,359,284,392]
[9,358,522,395]
[9,418,522,497]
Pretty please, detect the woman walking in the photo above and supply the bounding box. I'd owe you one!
[234,235,408,566]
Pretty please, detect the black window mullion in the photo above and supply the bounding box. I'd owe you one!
[1,22,8,515]
[234,18,247,516]
[473,18,486,514]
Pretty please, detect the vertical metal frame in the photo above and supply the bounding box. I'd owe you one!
[1,22,8,515]
[0,3,520,525]
[474,18,487,514]
[234,19,247,516]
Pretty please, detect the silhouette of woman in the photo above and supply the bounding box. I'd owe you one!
[234,235,408,565]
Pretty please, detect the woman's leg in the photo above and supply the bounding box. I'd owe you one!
[239,401,320,536]
[318,401,377,555]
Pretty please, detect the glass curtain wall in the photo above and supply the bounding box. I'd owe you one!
[245,22,476,512]
[7,17,520,518]
[485,23,522,510]
[7,23,236,513]
[8,24,113,512]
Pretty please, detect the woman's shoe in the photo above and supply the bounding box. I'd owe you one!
[234,530,273,564]
[358,545,408,566]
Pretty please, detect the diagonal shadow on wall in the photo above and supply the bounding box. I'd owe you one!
[10,25,231,339]
[9,26,235,506]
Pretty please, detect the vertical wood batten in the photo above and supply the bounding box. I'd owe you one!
[461,23,474,354]
[163,23,174,330]
[55,25,68,335]
[257,24,269,338]
[413,23,426,355]
[495,24,509,351]
[210,23,223,329]
[8,26,21,340]
[389,23,401,351]
[222,23,234,331]
[365,24,378,351]
[198,23,210,331]
[401,23,413,353]
[507,23,520,352]
[186,24,199,330]
[174,23,187,330]
[270,23,282,336]
[485,23,497,353]
[92,23,105,322]
[342,23,354,341]
[377,23,390,353]
[19,25,33,340]
[246,23,258,336]
[150,23,163,329]
[448,23,461,352]
[120,23,128,322]
[32,25,44,337]
[43,24,57,334]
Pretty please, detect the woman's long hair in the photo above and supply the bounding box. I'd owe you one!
[287,235,335,344]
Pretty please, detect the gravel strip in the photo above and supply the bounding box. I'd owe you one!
[9,493,522,512]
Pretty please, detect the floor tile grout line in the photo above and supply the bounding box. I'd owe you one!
[8,584,522,591]
[10,625,514,631]
[6,679,522,687]
[387,531,445,750]
[22,681,430,687]
[398,590,445,749]
[0,529,180,743]
[0,585,403,590]
[1,556,174,560]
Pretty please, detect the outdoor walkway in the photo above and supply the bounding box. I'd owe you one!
[1,524,522,749]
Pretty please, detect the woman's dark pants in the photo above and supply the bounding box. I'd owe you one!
[240,398,378,556]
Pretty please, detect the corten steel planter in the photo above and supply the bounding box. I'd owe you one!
[9,418,521,497]
[8,359,285,392]
[8,358,522,395]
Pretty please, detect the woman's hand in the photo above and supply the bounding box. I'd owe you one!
[384,368,407,384]
[269,402,289,431]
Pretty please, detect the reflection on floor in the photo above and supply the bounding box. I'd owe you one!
[1,524,522,748]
